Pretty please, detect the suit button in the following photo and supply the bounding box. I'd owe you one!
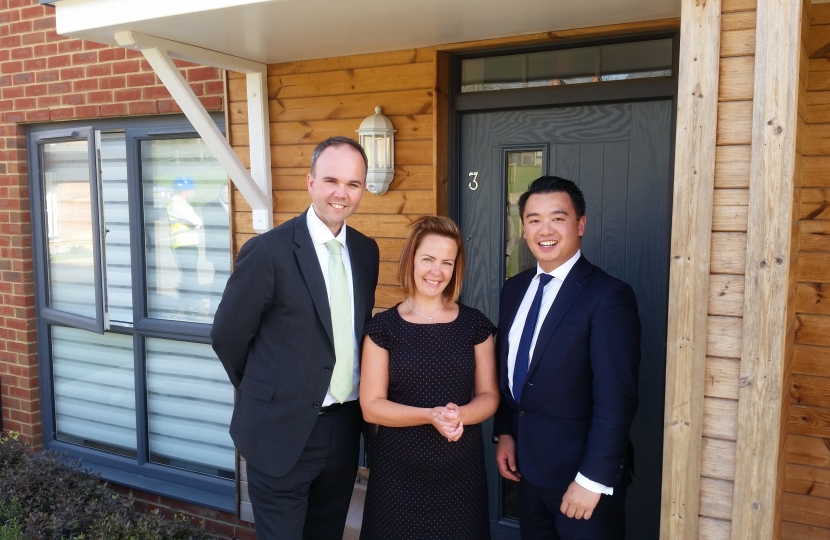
[620,464,624,469]
[313,402,321,408]
[324,366,333,372]
[519,411,525,416]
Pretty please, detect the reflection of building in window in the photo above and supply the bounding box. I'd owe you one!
[45,187,60,241]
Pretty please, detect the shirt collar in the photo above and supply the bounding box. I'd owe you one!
[536,249,581,282]
[306,205,347,248]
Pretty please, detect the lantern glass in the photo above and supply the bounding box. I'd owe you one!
[374,136,386,168]
[361,134,373,167]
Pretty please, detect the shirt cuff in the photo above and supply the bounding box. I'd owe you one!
[575,472,613,496]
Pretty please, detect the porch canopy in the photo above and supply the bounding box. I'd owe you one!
[42,0,680,232]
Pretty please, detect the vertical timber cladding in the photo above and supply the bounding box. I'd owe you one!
[731,0,803,539]
[779,1,830,537]
[227,49,439,310]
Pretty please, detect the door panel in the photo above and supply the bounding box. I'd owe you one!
[459,101,672,540]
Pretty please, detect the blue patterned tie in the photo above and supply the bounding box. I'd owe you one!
[512,273,553,404]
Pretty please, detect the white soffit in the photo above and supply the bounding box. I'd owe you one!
[54,0,681,65]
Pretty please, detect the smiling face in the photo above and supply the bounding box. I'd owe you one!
[307,144,367,235]
[521,191,586,273]
[412,234,459,302]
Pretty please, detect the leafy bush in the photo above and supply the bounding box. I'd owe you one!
[0,433,215,540]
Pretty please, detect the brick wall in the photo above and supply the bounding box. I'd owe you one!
[0,0,224,447]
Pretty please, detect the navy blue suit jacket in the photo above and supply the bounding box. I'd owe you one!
[493,255,641,491]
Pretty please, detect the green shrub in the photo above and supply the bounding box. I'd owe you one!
[0,433,215,540]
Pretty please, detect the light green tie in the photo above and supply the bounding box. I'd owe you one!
[326,240,354,403]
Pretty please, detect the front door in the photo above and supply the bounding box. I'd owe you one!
[459,101,673,539]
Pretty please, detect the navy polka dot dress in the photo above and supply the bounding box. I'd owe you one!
[360,303,495,540]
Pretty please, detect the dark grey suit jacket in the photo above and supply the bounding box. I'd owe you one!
[211,210,379,477]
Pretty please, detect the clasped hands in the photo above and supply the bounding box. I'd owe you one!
[430,403,464,442]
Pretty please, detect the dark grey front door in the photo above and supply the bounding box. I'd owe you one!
[459,101,673,540]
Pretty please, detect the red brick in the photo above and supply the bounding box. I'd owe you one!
[85,64,110,78]
[71,51,97,64]
[20,5,46,20]
[0,11,19,25]
[205,80,224,94]
[0,36,20,49]
[98,75,124,89]
[112,60,139,74]
[32,17,55,31]
[0,76,9,87]
[0,50,8,62]
[21,31,44,45]
[36,70,57,83]
[10,46,31,59]
[24,84,45,97]
[9,21,31,35]
[46,54,69,68]
[1,60,22,73]
[8,0,28,8]
[186,66,218,82]
[59,67,83,80]
[47,81,70,94]
[60,93,83,106]
[50,107,74,121]
[74,105,100,118]
[11,71,31,84]
[189,82,204,96]
[127,72,155,87]
[125,49,142,59]
[33,43,56,57]
[114,88,140,101]
[142,86,170,99]
[173,58,195,69]
[100,102,126,117]
[57,40,82,54]
[13,97,35,109]
[0,99,11,111]
[71,78,97,92]
[200,97,222,110]
[82,41,107,51]
[2,86,23,98]
[23,57,45,71]
[97,48,125,62]
[44,30,62,42]
[37,95,60,108]
[128,101,156,115]
[87,90,111,103]
[156,99,181,114]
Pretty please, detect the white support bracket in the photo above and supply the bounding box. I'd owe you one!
[115,31,273,233]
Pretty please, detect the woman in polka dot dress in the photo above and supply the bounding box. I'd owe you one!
[359,216,500,539]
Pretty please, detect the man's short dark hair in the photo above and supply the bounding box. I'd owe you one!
[310,136,368,177]
[518,175,586,220]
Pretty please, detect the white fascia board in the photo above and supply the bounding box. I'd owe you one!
[55,0,280,37]
[115,31,273,233]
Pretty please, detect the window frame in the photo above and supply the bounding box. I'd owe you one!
[29,114,235,512]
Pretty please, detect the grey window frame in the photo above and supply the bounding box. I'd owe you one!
[28,114,235,512]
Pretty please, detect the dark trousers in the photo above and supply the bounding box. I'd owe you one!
[518,477,627,540]
[246,401,362,540]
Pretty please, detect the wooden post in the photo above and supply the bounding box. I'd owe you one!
[659,0,722,539]
[731,0,803,538]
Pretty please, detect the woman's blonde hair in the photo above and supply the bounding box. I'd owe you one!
[398,216,466,303]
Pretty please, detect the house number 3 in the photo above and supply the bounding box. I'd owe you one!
[468,172,479,191]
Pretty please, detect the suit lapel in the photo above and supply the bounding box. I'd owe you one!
[347,227,366,345]
[294,211,334,346]
[526,255,593,381]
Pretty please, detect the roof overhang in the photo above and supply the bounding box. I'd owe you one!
[44,0,681,65]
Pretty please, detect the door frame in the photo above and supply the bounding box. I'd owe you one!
[445,28,680,533]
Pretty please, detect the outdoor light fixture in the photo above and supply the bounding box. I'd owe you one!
[357,106,396,195]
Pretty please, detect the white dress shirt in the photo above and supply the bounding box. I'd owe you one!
[306,207,360,406]
[506,249,613,496]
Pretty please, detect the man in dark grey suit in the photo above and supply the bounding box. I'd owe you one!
[211,137,379,540]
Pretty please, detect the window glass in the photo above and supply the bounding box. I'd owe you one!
[461,38,673,92]
[43,140,96,318]
[141,138,230,323]
[505,150,543,279]
[146,338,235,478]
[100,132,133,324]
[52,325,136,457]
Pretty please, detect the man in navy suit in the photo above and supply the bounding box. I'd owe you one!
[493,176,640,540]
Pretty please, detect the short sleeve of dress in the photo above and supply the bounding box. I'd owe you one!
[469,307,497,345]
[364,309,391,350]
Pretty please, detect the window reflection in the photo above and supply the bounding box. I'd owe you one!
[141,138,230,323]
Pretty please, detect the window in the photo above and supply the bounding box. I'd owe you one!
[29,116,235,511]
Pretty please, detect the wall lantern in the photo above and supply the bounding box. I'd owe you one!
[357,106,396,195]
